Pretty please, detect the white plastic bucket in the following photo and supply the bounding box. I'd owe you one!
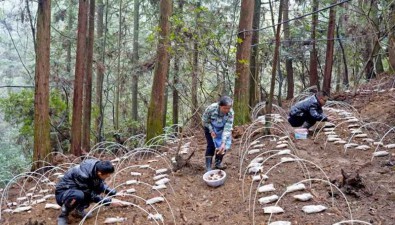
[295,128,308,139]
[203,169,226,187]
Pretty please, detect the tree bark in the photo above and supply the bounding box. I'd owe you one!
[249,0,261,108]
[267,0,283,115]
[71,0,88,156]
[131,0,140,130]
[82,0,95,152]
[234,0,255,125]
[284,0,294,100]
[114,0,122,130]
[146,0,172,143]
[191,1,201,127]
[309,0,319,89]
[322,3,336,95]
[172,0,183,127]
[371,0,383,76]
[389,3,395,71]
[95,0,105,143]
[33,0,51,171]
[336,22,349,88]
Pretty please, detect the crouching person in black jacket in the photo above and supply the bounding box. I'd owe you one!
[55,159,121,225]
[288,91,332,129]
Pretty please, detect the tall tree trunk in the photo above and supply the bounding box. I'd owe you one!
[95,0,105,142]
[336,22,349,88]
[363,36,374,80]
[95,0,107,142]
[172,57,179,125]
[371,0,383,75]
[33,0,51,171]
[335,55,341,92]
[71,0,88,156]
[191,1,200,127]
[389,2,395,71]
[82,0,95,152]
[146,0,172,142]
[249,0,261,108]
[267,0,283,115]
[309,0,319,89]
[284,0,294,100]
[234,0,254,125]
[63,0,75,151]
[322,4,336,95]
[131,0,140,131]
[172,0,183,127]
[114,0,122,130]
[66,0,75,76]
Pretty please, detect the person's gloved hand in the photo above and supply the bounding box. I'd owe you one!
[104,188,117,196]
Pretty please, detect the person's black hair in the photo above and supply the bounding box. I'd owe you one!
[218,96,233,106]
[96,160,115,174]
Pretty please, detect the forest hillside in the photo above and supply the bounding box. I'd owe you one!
[1,0,395,224]
[1,75,394,224]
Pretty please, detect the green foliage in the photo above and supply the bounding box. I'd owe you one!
[0,142,30,187]
[0,89,67,137]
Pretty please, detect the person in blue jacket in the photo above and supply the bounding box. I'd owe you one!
[55,159,122,225]
[202,96,234,172]
[288,91,332,129]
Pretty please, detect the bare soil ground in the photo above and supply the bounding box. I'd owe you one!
[1,75,395,225]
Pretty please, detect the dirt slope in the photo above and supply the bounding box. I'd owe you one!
[1,76,395,225]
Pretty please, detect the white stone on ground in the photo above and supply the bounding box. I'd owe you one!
[153,174,168,180]
[155,168,168,174]
[275,144,288,149]
[263,206,284,214]
[248,166,263,174]
[153,184,167,190]
[373,151,389,157]
[155,177,170,185]
[269,221,291,225]
[12,206,32,213]
[146,197,165,205]
[293,193,313,201]
[248,149,260,155]
[126,180,138,185]
[147,213,164,221]
[280,157,296,163]
[286,183,306,193]
[258,183,275,193]
[302,205,327,213]
[45,203,61,210]
[258,195,279,204]
[104,217,127,223]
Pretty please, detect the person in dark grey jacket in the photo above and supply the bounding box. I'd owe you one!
[288,91,331,129]
[55,159,121,225]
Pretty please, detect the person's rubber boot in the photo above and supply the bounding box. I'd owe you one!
[58,205,70,225]
[205,156,213,172]
[214,154,227,170]
[73,205,93,219]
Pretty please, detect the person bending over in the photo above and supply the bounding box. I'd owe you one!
[55,159,122,225]
[288,91,332,129]
[202,96,234,172]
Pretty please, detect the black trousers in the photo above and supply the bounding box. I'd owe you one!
[56,189,90,210]
[204,127,216,157]
[288,113,317,129]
